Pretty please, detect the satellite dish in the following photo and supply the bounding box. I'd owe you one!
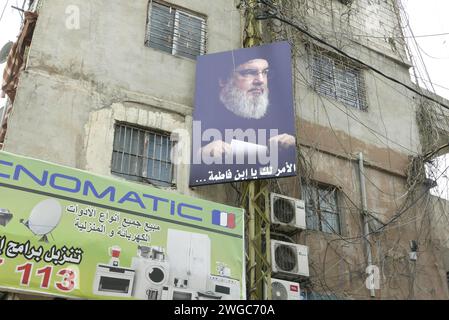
[21,198,62,242]
[0,41,13,64]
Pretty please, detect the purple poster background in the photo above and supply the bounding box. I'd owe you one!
[190,41,297,187]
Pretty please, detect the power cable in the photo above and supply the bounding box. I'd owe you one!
[255,1,449,111]
[0,0,10,23]
[351,32,449,39]
[399,3,436,93]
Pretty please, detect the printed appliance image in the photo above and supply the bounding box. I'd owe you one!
[93,246,136,298]
[0,208,13,227]
[131,246,170,300]
[20,198,62,242]
[161,286,199,300]
[207,274,241,300]
[166,229,211,293]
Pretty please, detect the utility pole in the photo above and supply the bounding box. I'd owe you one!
[241,0,272,300]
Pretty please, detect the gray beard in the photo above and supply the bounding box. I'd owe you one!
[219,82,269,119]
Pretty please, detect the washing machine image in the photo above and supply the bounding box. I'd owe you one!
[131,247,170,300]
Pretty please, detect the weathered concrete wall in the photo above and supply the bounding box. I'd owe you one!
[279,0,421,161]
[289,0,409,64]
[266,0,446,298]
[4,0,242,204]
[278,148,449,299]
[430,196,449,284]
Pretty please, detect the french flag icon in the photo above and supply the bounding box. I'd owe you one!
[212,210,236,229]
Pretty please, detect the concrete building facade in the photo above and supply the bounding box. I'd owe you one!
[2,0,449,299]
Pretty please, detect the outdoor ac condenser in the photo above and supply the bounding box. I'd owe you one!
[270,193,306,230]
[271,239,309,278]
[265,278,301,300]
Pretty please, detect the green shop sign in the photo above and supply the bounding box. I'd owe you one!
[0,151,245,300]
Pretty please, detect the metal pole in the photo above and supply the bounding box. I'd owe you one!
[243,0,266,300]
[358,152,376,298]
[264,183,271,300]
[248,181,257,299]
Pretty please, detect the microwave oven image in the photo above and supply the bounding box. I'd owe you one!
[161,286,198,300]
[207,275,241,300]
[93,264,135,298]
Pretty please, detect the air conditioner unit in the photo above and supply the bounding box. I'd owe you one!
[271,240,309,278]
[265,278,301,300]
[270,193,306,230]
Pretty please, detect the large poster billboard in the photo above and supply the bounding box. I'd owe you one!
[0,151,245,300]
[190,41,297,186]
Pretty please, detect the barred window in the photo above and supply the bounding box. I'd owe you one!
[301,289,339,300]
[29,0,43,11]
[145,1,207,60]
[302,183,341,234]
[447,272,449,291]
[337,0,353,5]
[111,124,175,187]
[312,50,367,110]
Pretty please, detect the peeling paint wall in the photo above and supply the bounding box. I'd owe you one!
[270,0,448,299]
[4,0,242,204]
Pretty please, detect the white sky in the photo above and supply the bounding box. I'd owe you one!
[402,0,449,200]
[401,0,449,100]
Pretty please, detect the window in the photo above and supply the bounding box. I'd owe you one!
[302,182,341,234]
[312,49,367,110]
[146,1,207,60]
[447,272,449,291]
[111,123,175,187]
[29,0,43,11]
[301,289,339,300]
[337,0,353,5]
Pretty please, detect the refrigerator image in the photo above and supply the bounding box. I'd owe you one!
[166,229,211,293]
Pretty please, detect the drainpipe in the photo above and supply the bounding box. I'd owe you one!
[358,152,376,298]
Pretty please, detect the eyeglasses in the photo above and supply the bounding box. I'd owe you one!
[235,68,270,79]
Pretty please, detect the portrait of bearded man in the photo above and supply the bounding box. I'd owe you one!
[190,41,297,186]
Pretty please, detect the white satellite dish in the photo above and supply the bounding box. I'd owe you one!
[0,41,13,64]
[21,198,62,242]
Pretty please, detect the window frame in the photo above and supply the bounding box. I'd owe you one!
[310,47,367,111]
[146,0,207,60]
[111,122,176,187]
[302,182,342,235]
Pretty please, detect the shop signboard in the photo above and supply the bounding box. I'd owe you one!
[0,151,245,300]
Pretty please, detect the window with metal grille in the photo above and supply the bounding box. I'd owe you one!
[111,124,175,187]
[29,0,43,11]
[145,1,207,60]
[337,0,353,5]
[302,183,341,234]
[312,49,367,110]
[301,289,339,300]
[447,272,449,291]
